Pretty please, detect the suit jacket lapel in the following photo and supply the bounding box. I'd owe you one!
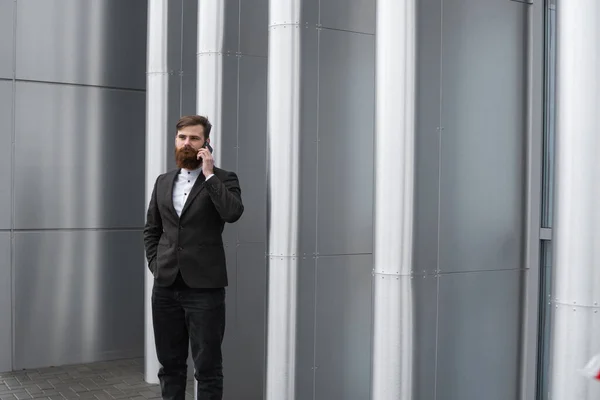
[165,169,180,219]
[180,172,206,218]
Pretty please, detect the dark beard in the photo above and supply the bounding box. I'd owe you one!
[175,146,202,170]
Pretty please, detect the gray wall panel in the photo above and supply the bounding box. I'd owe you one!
[237,57,268,244]
[181,73,197,118]
[439,0,526,273]
[314,255,372,400]
[228,243,266,400]
[296,258,316,400]
[221,244,237,397]
[0,0,13,79]
[414,0,442,274]
[317,30,374,256]
[16,0,146,89]
[437,270,521,400]
[0,82,12,229]
[413,275,438,400]
[0,232,11,372]
[320,0,375,34]
[299,28,319,255]
[167,0,184,73]
[180,0,198,117]
[14,82,146,230]
[215,56,240,174]
[221,0,241,55]
[182,0,198,77]
[239,0,268,57]
[302,0,320,25]
[13,230,144,369]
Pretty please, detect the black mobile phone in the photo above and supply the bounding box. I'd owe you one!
[202,141,213,153]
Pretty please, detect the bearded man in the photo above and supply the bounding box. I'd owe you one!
[143,115,244,400]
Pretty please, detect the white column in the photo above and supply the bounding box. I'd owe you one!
[550,1,600,399]
[265,1,301,399]
[371,1,416,399]
[144,0,169,385]
[197,1,225,163]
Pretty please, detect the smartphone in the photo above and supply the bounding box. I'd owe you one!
[202,141,213,153]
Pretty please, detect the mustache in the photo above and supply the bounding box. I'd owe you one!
[179,145,197,154]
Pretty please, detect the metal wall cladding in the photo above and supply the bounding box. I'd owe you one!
[182,0,198,75]
[436,270,522,400]
[240,0,268,57]
[225,244,267,399]
[298,27,319,256]
[317,29,375,256]
[314,255,373,400]
[221,244,238,387]
[16,0,147,89]
[0,233,11,373]
[438,0,527,274]
[414,0,442,276]
[411,0,528,399]
[0,82,12,230]
[14,82,146,230]
[13,230,145,369]
[237,57,268,244]
[319,0,375,34]
[181,0,198,117]
[0,0,147,373]
[0,0,13,79]
[295,257,317,400]
[412,275,438,400]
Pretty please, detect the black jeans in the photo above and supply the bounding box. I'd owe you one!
[152,279,226,400]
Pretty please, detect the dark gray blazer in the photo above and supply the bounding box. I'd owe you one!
[143,167,244,288]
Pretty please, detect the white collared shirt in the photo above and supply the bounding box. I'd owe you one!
[172,168,214,217]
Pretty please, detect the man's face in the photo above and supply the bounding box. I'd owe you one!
[174,125,208,169]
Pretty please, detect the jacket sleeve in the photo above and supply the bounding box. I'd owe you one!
[204,170,244,223]
[143,176,163,271]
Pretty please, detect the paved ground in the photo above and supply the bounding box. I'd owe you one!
[0,359,192,400]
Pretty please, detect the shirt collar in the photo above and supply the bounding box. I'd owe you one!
[180,167,202,178]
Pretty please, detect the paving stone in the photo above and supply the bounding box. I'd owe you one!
[0,360,171,400]
[3,381,21,390]
[23,387,43,396]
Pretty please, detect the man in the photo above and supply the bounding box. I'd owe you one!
[143,115,244,400]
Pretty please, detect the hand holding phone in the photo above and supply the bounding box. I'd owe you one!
[197,143,215,176]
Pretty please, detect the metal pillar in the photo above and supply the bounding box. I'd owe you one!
[371,0,416,399]
[265,1,301,399]
[550,1,600,399]
[197,0,225,162]
[144,0,169,385]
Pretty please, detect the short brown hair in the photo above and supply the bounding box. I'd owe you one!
[175,115,212,138]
